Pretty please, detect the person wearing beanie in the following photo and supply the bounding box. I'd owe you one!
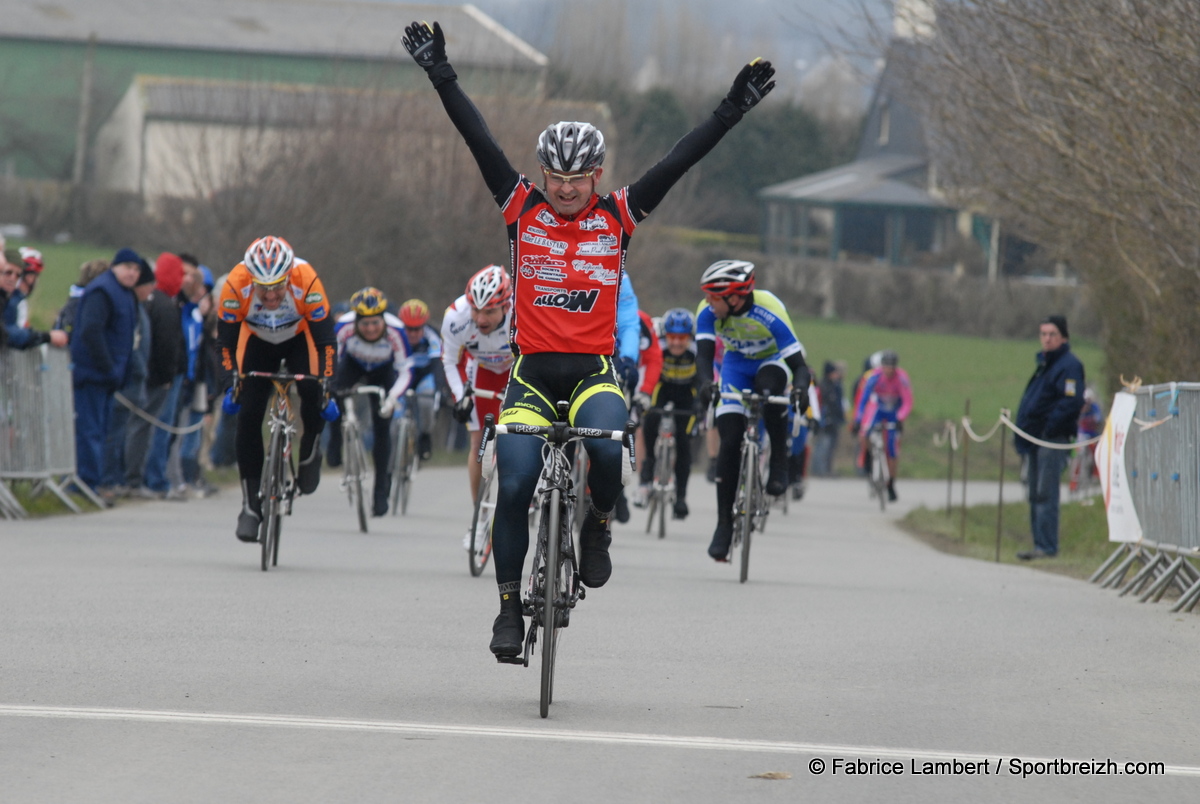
[1014,315,1086,560]
[69,250,142,498]
[125,253,188,499]
[98,259,157,496]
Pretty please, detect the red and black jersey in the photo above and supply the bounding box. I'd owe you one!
[430,72,741,358]
[502,179,637,355]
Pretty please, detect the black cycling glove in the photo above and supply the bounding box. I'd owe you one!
[403,21,458,88]
[453,394,474,424]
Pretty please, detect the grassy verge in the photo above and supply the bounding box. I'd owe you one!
[899,497,1114,580]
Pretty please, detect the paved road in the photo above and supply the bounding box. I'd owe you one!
[2,467,1197,802]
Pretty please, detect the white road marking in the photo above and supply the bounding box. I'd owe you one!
[2,704,1198,777]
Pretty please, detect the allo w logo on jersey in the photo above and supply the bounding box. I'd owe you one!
[533,288,600,312]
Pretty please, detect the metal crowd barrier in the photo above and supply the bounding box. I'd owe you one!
[1090,383,1200,612]
[0,344,102,517]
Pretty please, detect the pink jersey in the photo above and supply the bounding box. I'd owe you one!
[856,367,913,425]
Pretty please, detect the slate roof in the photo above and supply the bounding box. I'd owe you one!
[758,154,949,209]
[0,0,546,69]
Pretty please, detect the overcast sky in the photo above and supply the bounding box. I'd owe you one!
[383,0,890,77]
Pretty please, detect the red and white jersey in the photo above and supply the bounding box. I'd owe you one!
[439,295,514,402]
[502,178,638,356]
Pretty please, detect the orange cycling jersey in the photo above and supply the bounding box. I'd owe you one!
[217,260,335,377]
[503,179,637,356]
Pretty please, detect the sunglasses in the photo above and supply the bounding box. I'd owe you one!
[543,169,595,187]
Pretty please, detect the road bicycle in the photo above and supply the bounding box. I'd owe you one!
[335,384,385,533]
[389,389,419,516]
[719,390,791,583]
[479,403,635,718]
[865,421,895,511]
[642,403,677,540]
[466,387,501,577]
[244,364,321,572]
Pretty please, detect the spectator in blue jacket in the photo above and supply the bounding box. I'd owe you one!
[71,249,142,495]
[1014,315,1086,560]
[1,248,67,350]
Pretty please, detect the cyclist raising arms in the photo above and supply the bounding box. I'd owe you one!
[402,19,777,657]
[217,236,336,542]
[439,264,515,545]
[328,287,412,516]
[695,260,811,561]
[396,299,444,461]
[853,349,912,501]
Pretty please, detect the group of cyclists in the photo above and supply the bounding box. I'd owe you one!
[213,17,913,661]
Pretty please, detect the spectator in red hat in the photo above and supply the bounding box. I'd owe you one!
[126,253,187,498]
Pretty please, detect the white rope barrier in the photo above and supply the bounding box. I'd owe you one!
[114,392,207,436]
[936,409,1107,451]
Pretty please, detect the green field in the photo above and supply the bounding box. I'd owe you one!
[9,239,121,329]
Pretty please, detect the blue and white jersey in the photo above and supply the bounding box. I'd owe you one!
[335,310,412,398]
[695,290,803,371]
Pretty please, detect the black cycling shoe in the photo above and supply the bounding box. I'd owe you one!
[766,457,788,496]
[297,444,322,495]
[672,498,689,520]
[578,508,613,588]
[614,490,630,524]
[418,433,432,461]
[236,509,261,543]
[708,520,733,561]
[236,479,262,542]
[490,602,525,658]
[887,484,898,502]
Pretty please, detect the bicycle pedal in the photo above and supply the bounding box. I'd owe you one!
[495,654,525,665]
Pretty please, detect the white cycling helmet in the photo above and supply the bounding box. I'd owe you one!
[536,121,606,173]
[699,259,755,296]
[243,236,295,286]
[465,264,512,311]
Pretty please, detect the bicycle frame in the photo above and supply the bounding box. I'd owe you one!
[244,364,320,570]
[336,385,385,532]
[643,403,677,539]
[866,421,895,510]
[479,406,635,717]
[718,390,791,583]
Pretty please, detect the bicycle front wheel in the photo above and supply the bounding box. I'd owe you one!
[739,442,757,584]
[390,418,411,516]
[540,488,563,718]
[871,440,888,511]
[468,461,496,577]
[347,424,368,533]
[259,426,285,572]
[658,440,674,540]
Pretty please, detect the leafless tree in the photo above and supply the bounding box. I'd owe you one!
[886,0,1200,383]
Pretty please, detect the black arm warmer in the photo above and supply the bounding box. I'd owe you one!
[785,351,811,391]
[626,110,739,221]
[434,77,521,204]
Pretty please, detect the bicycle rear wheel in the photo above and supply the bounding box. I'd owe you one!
[540,487,563,718]
[739,441,757,584]
[468,462,495,577]
[570,448,588,527]
[259,426,285,572]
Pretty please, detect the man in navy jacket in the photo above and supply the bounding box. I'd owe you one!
[1014,315,1086,559]
[71,249,142,494]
